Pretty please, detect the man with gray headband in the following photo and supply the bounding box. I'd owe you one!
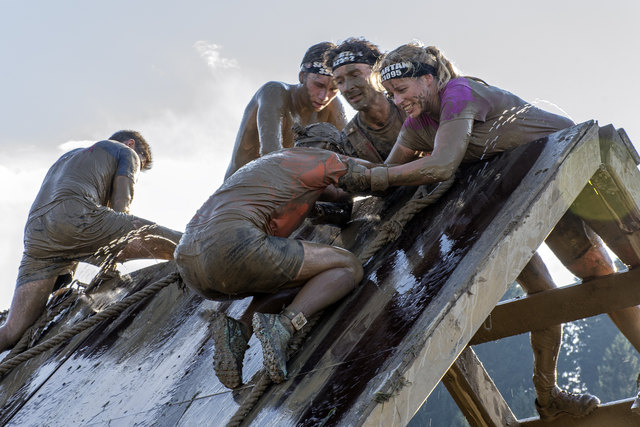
[324,38,407,163]
[176,123,373,388]
[224,42,347,179]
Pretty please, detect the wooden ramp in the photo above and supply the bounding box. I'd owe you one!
[1,121,639,426]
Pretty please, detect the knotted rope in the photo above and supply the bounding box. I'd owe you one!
[0,272,180,377]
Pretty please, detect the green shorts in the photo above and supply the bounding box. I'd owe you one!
[17,198,140,287]
[174,221,304,299]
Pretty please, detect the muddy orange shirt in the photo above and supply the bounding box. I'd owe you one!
[186,147,349,238]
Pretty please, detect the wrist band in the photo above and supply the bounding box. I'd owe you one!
[370,167,390,192]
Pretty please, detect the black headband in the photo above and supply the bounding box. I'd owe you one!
[380,61,437,82]
[300,61,332,76]
[331,50,376,70]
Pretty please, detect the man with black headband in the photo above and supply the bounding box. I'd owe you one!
[324,38,407,163]
[176,123,373,388]
[224,42,346,179]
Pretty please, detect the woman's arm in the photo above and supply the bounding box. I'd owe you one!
[387,118,473,186]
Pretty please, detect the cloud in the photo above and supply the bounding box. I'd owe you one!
[58,140,95,152]
[193,41,238,70]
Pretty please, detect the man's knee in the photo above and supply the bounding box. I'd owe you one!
[346,252,364,284]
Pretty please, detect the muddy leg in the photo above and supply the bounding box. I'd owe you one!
[547,211,640,353]
[0,276,57,352]
[517,253,560,406]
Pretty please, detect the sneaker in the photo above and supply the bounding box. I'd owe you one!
[252,313,292,384]
[535,386,600,422]
[632,391,640,415]
[212,314,249,389]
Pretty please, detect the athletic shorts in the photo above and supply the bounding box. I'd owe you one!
[16,198,140,287]
[174,220,304,298]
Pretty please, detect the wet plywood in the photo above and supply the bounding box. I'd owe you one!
[0,121,607,426]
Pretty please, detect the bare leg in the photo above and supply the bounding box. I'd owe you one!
[284,241,363,317]
[0,276,57,352]
[547,214,640,354]
[517,253,599,419]
[240,289,300,335]
[567,246,640,353]
[116,222,182,262]
[252,241,362,383]
[518,253,560,407]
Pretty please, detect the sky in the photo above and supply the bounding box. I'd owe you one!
[1,0,639,310]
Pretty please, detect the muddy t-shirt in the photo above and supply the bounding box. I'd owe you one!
[28,140,140,217]
[396,77,574,161]
[344,100,407,162]
[185,147,349,239]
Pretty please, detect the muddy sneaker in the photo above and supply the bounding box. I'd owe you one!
[212,314,249,389]
[632,391,640,414]
[535,386,600,421]
[252,312,292,384]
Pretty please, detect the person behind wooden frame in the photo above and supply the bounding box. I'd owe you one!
[337,42,640,422]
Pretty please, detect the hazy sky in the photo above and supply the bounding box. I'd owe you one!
[1,1,639,309]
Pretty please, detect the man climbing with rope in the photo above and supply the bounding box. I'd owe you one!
[0,130,182,354]
[175,123,373,388]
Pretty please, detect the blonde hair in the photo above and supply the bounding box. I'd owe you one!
[372,42,460,92]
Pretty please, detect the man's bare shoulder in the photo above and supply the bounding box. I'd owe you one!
[255,81,295,100]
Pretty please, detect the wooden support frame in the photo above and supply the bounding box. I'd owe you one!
[361,123,602,426]
[442,347,519,427]
[518,398,640,426]
[471,268,640,345]
[571,125,640,267]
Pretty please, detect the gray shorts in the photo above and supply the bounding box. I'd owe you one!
[175,221,304,298]
[17,199,140,287]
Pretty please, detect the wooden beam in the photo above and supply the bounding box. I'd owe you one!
[614,126,640,166]
[442,347,519,427]
[569,125,640,266]
[518,398,640,427]
[470,268,640,345]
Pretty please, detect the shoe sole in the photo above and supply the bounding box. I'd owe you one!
[253,314,287,384]
[539,400,599,422]
[212,315,244,389]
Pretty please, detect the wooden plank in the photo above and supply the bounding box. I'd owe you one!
[357,123,602,426]
[615,126,640,165]
[442,347,519,427]
[570,125,640,266]
[518,398,640,426]
[470,268,640,345]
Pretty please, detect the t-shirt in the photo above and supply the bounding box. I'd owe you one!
[396,77,575,162]
[185,147,349,238]
[343,100,407,162]
[28,140,141,218]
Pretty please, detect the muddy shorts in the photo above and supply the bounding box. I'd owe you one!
[174,221,304,298]
[16,198,140,287]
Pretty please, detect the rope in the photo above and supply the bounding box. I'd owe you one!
[358,177,455,263]
[226,177,455,426]
[0,272,180,378]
